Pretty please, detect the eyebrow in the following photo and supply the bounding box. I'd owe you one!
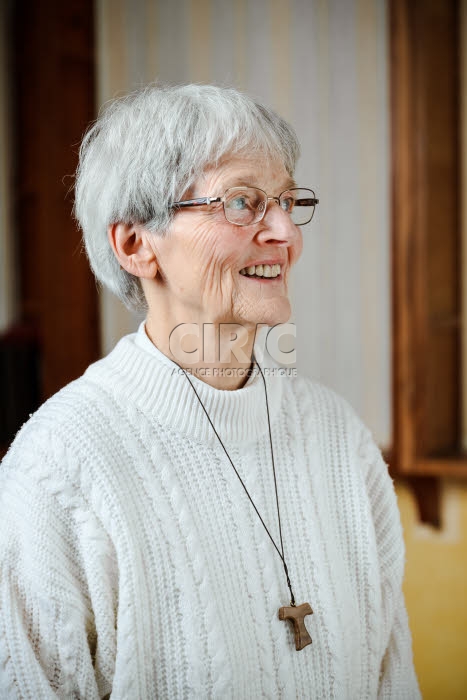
[219,176,298,192]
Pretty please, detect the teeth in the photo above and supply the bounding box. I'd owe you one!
[239,264,281,278]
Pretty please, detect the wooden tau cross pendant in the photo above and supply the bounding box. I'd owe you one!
[279,602,313,651]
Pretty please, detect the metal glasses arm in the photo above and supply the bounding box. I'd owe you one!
[169,196,222,210]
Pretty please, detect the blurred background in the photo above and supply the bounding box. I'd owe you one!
[0,0,466,696]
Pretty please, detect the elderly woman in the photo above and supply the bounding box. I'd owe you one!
[0,84,420,699]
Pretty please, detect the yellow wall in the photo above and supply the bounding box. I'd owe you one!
[397,481,467,699]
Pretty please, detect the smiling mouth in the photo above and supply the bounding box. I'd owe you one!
[239,263,282,279]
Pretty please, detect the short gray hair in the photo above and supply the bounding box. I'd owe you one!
[74,83,300,310]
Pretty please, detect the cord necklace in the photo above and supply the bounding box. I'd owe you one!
[180,356,313,651]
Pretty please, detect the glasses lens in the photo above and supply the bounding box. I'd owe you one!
[223,187,266,226]
[282,188,317,225]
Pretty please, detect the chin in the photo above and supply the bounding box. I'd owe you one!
[240,299,292,327]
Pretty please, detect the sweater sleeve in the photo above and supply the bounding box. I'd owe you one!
[0,429,116,699]
[357,424,422,700]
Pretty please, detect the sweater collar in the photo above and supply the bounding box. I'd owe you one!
[94,321,284,444]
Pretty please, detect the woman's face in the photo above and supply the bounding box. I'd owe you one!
[146,155,304,329]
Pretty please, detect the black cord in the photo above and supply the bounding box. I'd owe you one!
[180,358,296,607]
[255,357,296,607]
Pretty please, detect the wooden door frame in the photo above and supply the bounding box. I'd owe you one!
[11,0,99,400]
[390,0,465,524]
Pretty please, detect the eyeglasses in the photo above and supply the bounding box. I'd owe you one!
[169,186,319,226]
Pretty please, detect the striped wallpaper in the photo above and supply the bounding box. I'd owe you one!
[95,0,391,445]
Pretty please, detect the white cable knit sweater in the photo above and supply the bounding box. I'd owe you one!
[0,323,420,699]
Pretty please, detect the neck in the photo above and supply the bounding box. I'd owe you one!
[145,314,258,390]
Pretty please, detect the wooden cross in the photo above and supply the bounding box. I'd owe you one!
[279,602,313,651]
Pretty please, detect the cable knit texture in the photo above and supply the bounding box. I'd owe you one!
[0,323,421,699]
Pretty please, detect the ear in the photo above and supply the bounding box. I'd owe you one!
[107,223,158,279]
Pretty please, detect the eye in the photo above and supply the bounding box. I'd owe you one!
[228,196,249,211]
[280,194,295,213]
[223,187,264,225]
[225,189,259,212]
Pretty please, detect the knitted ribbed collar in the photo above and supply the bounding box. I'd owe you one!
[90,321,285,444]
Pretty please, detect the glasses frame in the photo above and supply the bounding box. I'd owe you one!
[169,186,319,226]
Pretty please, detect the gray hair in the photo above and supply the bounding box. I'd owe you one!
[74,83,300,310]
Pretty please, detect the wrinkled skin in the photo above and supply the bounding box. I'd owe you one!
[144,155,303,333]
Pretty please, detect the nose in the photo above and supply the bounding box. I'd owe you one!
[256,198,300,245]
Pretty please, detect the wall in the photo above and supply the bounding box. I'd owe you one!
[397,482,467,699]
[96,0,391,448]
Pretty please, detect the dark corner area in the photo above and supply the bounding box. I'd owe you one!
[0,0,99,456]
